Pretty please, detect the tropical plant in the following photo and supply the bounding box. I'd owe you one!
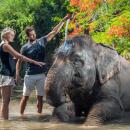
[68,0,130,59]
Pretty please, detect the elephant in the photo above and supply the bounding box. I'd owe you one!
[44,35,130,126]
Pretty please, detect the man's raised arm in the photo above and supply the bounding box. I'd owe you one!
[45,14,71,42]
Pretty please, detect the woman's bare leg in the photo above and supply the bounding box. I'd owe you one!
[0,86,11,120]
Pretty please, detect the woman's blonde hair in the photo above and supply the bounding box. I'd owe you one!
[1,27,16,40]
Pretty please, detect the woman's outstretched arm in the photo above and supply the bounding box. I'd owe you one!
[3,43,45,67]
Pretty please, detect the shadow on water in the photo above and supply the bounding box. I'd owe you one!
[11,114,51,122]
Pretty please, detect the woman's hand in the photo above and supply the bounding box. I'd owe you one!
[15,74,22,85]
[33,61,46,67]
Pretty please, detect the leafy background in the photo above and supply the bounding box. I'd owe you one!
[68,0,130,59]
[0,0,67,63]
[0,0,130,61]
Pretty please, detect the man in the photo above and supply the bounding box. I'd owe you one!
[16,15,70,115]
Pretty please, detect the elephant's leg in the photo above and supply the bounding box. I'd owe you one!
[75,105,89,117]
[85,99,122,126]
[75,105,83,117]
[52,102,76,122]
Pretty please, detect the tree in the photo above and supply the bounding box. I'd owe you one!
[68,0,130,59]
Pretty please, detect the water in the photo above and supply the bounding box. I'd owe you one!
[1,100,130,130]
[65,19,70,41]
[58,18,71,54]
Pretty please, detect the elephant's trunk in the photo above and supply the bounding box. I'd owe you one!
[45,58,72,107]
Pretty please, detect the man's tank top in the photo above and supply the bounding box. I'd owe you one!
[0,42,16,77]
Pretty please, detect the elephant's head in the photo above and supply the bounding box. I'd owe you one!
[45,35,120,107]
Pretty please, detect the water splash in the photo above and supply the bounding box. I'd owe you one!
[57,15,76,54]
[64,19,70,48]
[65,19,70,41]
[57,19,72,54]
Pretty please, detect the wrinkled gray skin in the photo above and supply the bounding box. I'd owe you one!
[45,35,130,126]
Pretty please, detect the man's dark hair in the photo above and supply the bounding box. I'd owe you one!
[25,26,35,36]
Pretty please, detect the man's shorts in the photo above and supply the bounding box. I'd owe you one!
[23,73,46,96]
[0,75,15,87]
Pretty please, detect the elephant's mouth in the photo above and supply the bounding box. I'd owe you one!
[67,70,101,107]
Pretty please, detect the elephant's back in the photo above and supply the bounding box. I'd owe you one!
[119,56,130,110]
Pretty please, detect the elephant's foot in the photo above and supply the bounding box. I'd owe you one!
[51,102,76,122]
[84,99,122,126]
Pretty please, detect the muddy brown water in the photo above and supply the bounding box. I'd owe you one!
[0,90,130,130]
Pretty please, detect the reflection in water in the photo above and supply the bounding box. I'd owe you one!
[1,101,130,130]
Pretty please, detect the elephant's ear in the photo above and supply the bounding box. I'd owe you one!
[96,44,121,84]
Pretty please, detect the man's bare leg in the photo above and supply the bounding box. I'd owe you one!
[37,96,43,114]
[20,96,29,115]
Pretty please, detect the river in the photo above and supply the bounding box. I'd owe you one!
[0,90,130,130]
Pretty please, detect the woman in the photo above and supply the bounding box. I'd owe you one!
[0,27,45,120]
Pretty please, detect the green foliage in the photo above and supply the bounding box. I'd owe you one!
[68,0,130,59]
[1,0,129,59]
[0,0,67,47]
[0,0,42,44]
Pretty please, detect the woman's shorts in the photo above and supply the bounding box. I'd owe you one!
[0,75,15,87]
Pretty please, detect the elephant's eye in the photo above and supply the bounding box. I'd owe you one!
[73,56,84,67]
[74,72,81,77]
